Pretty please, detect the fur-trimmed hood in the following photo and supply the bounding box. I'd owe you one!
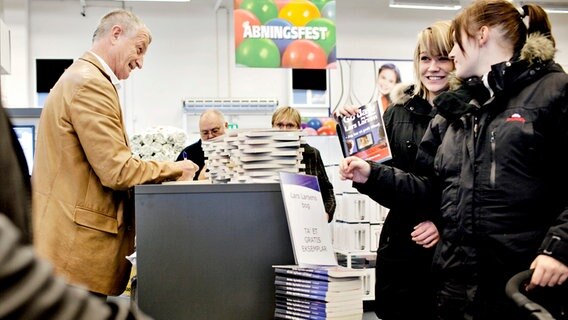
[389,82,414,106]
[520,33,556,64]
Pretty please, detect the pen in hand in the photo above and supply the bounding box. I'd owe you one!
[182,151,187,160]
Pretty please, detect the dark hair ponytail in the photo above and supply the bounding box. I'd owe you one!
[522,4,555,47]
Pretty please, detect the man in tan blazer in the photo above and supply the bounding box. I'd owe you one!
[32,9,198,297]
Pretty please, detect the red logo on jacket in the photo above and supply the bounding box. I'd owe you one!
[506,113,525,123]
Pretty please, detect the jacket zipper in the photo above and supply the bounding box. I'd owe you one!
[490,130,496,187]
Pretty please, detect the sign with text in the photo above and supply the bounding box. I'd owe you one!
[279,172,337,266]
[234,0,336,69]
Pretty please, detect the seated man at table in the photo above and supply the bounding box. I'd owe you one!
[176,108,228,180]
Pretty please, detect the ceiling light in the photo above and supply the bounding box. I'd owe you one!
[389,0,461,10]
[518,1,568,14]
[113,0,190,2]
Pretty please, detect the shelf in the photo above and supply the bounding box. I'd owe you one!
[6,107,42,118]
[182,98,278,115]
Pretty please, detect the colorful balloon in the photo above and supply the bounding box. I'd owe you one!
[323,118,337,129]
[278,0,321,27]
[327,45,336,64]
[234,0,244,8]
[265,18,293,55]
[310,0,330,12]
[236,38,281,68]
[282,39,328,69]
[306,118,322,130]
[240,0,279,24]
[321,1,335,20]
[274,0,290,10]
[234,9,260,49]
[317,126,336,136]
[302,127,318,136]
[305,18,335,55]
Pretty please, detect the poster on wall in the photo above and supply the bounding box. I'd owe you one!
[234,0,336,69]
[330,58,414,114]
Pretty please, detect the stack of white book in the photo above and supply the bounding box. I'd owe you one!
[231,129,305,183]
[202,134,233,183]
[273,265,364,320]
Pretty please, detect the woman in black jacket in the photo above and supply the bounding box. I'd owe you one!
[340,1,568,319]
[335,20,454,320]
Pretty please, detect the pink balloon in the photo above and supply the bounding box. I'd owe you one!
[302,127,318,136]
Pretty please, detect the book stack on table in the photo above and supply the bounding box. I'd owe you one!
[273,266,364,320]
[203,129,306,184]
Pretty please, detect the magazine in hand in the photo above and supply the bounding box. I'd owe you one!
[336,100,392,163]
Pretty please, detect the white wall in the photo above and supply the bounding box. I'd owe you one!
[1,0,567,141]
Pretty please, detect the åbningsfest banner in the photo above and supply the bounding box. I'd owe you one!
[234,0,336,69]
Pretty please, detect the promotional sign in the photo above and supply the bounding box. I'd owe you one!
[234,0,336,69]
[279,171,337,266]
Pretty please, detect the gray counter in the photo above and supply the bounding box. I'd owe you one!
[134,182,295,320]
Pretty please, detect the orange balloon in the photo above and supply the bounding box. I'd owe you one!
[234,9,260,49]
[282,39,327,69]
[323,118,337,129]
[317,126,336,136]
[278,0,321,26]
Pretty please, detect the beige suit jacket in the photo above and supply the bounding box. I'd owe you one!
[32,52,182,295]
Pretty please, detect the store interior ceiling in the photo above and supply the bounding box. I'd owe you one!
[37,0,568,13]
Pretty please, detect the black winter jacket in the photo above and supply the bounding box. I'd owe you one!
[361,35,568,280]
[354,85,438,319]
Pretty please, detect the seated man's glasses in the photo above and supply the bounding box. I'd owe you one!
[275,122,298,130]
[200,127,221,138]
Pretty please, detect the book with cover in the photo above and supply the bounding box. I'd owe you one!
[274,288,361,303]
[274,306,362,320]
[336,100,392,162]
[274,275,361,291]
[273,265,366,280]
[275,295,363,314]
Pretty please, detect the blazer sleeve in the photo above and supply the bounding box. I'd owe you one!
[71,77,182,190]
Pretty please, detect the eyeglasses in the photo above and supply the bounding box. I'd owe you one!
[274,122,298,130]
[200,127,222,138]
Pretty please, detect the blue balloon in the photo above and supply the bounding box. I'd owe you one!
[328,46,336,64]
[265,18,293,56]
[307,118,322,130]
[322,1,335,20]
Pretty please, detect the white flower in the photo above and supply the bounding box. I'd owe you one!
[130,126,187,161]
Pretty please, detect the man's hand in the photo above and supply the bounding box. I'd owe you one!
[339,156,371,184]
[411,221,440,248]
[527,255,568,290]
[176,160,199,181]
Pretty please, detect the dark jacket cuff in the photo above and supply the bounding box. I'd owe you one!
[538,233,568,266]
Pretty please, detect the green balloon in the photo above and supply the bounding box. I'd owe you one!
[310,0,330,12]
[306,18,336,55]
[239,0,278,25]
[236,38,281,68]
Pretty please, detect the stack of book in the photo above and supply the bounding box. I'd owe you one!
[228,129,305,183]
[202,134,233,183]
[273,265,364,320]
